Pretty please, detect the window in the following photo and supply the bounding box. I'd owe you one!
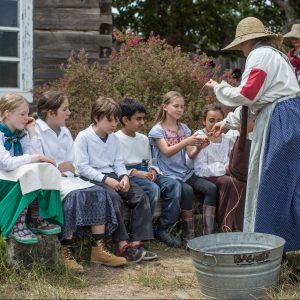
[0,0,33,102]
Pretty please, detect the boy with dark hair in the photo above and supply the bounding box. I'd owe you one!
[115,98,182,247]
[75,97,157,262]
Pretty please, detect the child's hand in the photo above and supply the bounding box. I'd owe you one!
[31,154,55,165]
[148,169,157,182]
[196,137,210,149]
[185,135,209,147]
[133,170,153,181]
[58,162,75,174]
[104,177,122,191]
[25,117,36,136]
[119,176,130,192]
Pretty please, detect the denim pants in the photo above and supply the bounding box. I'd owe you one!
[130,176,160,216]
[180,174,217,210]
[86,173,153,243]
[131,174,181,230]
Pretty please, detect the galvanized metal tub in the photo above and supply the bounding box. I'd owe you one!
[187,232,285,299]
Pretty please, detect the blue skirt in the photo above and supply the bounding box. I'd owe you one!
[62,185,117,239]
[255,97,300,251]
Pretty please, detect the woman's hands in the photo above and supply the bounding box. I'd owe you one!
[211,121,225,137]
[205,78,218,89]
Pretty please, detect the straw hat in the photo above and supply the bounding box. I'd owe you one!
[283,24,300,45]
[222,17,280,51]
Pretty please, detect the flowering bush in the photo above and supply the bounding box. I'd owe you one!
[35,30,224,136]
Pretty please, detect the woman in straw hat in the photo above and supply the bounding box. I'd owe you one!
[283,23,300,84]
[205,17,300,252]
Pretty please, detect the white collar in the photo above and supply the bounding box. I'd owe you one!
[87,124,113,142]
[36,119,69,137]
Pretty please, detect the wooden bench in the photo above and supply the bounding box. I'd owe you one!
[123,194,204,219]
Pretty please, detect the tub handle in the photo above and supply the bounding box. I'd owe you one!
[201,254,217,266]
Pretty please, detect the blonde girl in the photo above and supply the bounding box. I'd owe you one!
[0,93,62,244]
[148,91,218,241]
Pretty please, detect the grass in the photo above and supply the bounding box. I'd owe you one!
[126,239,198,291]
[267,252,300,299]
[132,263,196,290]
[0,231,299,299]
[0,237,87,299]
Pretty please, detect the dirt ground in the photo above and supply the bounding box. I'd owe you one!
[73,244,202,299]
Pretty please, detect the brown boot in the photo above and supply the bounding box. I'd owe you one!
[202,205,216,235]
[90,240,127,267]
[60,245,84,273]
[180,209,195,242]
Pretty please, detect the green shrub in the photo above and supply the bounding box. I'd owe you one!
[35,30,225,136]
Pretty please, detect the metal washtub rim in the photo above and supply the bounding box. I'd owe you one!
[187,232,286,255]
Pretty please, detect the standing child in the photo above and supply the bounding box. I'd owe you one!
[148,91,217,240]
[35,91,126,271]
[188,103,246,232]
[0,93,62,244]
[115,98,182,247]
[283,23,300,85]
[75,97,157,262]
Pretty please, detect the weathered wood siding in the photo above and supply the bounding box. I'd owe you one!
[33,0,112,85]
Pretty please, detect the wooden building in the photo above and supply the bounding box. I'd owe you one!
[0,0,112,102]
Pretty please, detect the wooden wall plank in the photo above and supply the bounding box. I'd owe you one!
[34,0,100,8]
[33,50,100,68]
[34,8,111,30]
[34,68,64,85]
[34,30,112,52]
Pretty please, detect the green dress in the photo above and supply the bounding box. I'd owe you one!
[0,179,63,236]
[0,123,63,237]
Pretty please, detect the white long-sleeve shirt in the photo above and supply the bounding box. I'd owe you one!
[34,119,75,164]
[215,45,300,128]
[114,130,160,175]
[190,133,236,178]
[34,119,94,198]
[0,132,39,171]
[74,125,127,182]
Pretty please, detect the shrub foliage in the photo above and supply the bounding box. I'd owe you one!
[35,30,226,136]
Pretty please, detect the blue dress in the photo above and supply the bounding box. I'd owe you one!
[148,122,193,182]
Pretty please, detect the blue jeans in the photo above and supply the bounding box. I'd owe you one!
[130,174,181,230]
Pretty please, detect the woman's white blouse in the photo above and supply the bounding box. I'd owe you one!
[215,46,300,128]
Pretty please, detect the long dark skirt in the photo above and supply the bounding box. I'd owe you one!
[208,176,246,232]
[62,185,117,239]
[255,97,300,251]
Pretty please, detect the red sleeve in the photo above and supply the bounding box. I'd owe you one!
[240,68,267,101]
